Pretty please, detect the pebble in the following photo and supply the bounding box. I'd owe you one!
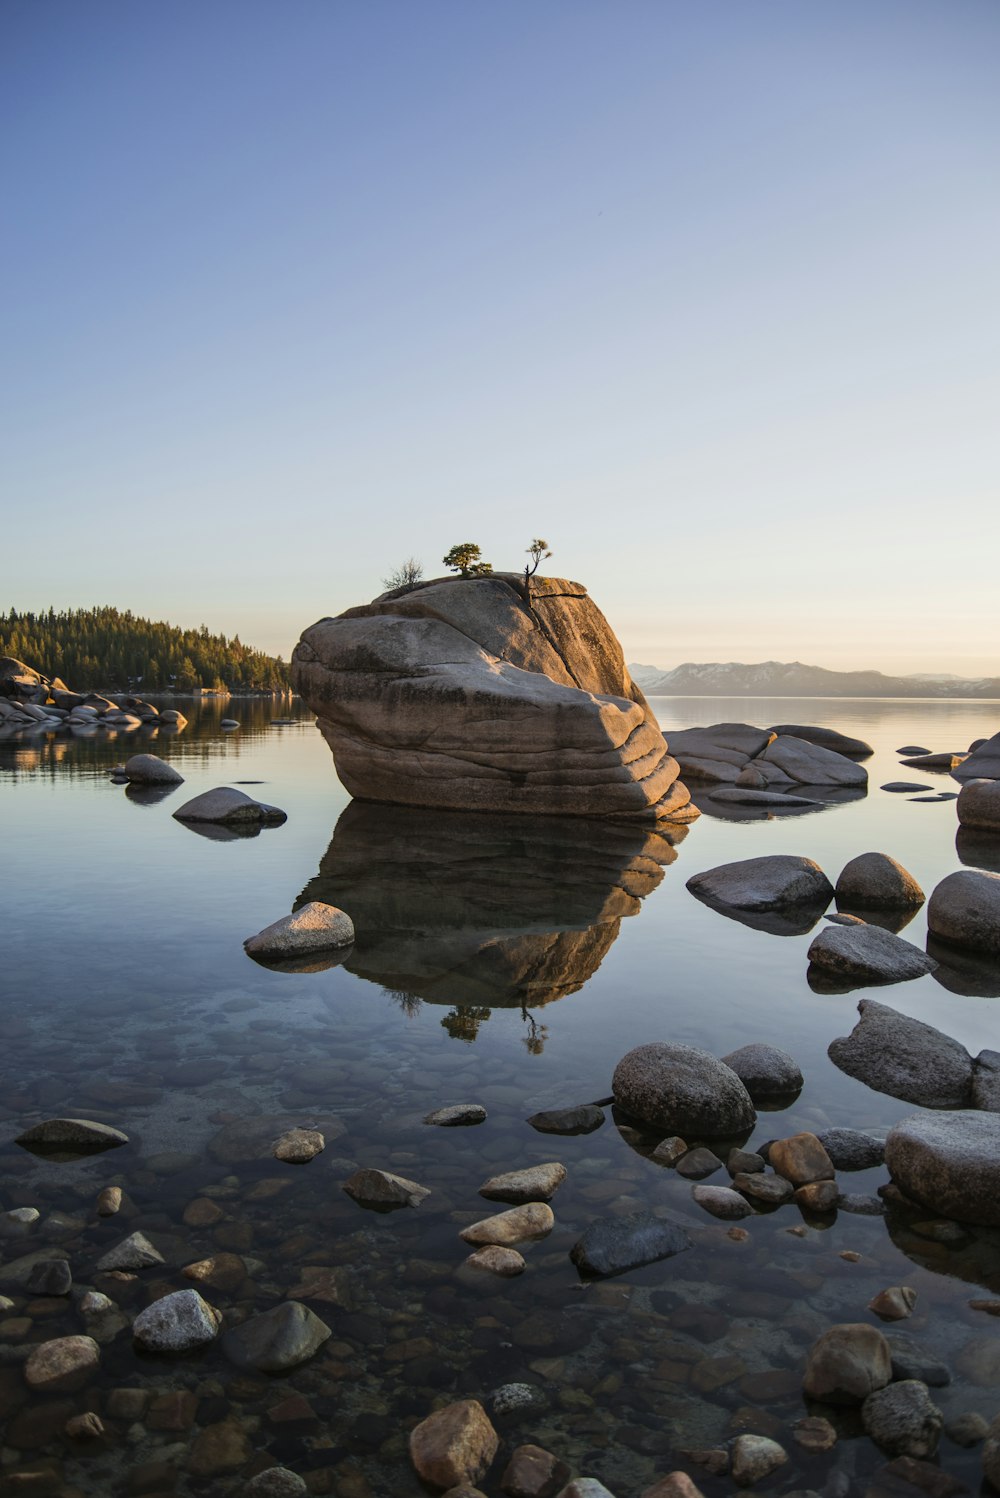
[691,1185,752,1220]
[479,1163,567,1204]
[24,1335,100,1392]
[96,1186,123,1216]
[96,1231,165,1272]
[272,1127,325,1163]
[464,1246,526,1277]
[869,1286,917,1321]
[729,1434,788,1486]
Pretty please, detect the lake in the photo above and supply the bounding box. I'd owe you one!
[1,695,999,1496]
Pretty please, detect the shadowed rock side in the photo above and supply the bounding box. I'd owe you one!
[291,575,696,821]
[294,801,686,1009]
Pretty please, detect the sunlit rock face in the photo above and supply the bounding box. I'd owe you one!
[292,575,696,822]
[295,801,687,1011]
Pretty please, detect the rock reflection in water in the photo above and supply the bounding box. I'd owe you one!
[295,802,687,1021]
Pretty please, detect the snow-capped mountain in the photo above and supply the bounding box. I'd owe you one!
[629,660,1000,699]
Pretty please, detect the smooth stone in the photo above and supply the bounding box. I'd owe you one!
[686,854,833,911]
[479,1163,567,1204]
[96,1231,165,1272]
[869,1287,917,1321]
[223,1302,331,1371]
[958,778,1000,832]
[802,1323,892,1404]
[885,1111,1000,1227]
[173,786,286,824]
[409,1398,499,1490]
[769,724,872,757]
[727,1149,764,1175]
[807,924,937,985]
[15,1117,128,1151]
[759,735,868,786]
[425,1104,488,1127]
[861,1380,943,1459]
[972,1049,1000,1111]
[897,747,931,756]
[612,1042,756,1136]
[273,1128,325,1163]
[0,1246,70,1288]
[24,1335,100,1392]
[733,1171,793,1205]
[653,1136,688,1166]
[65,1411,105,1439]
[706,786,819,807]
[569,1212,691,1278]
[122,752,184,783]
[344,1168,430,1208]
[927,869,1000,954]
[815,1128,885,1170]
[835,852,924,908]
[132,1289,222,1353]
[946,1413,988,1447]
[500,1443,571,1498]
[244,902,355,957]
[730,1434,788,1486]
[464,1246,526,1277]
[899,752,966,769]
[183,1252,248,1292]
[461,1204,554,1247]
[0,1207,40,1238]
[96,1186,123,1216]
[555,1483,618,1498]
[244,1468,309,1496]
[768,1133,835,1187]
[828,999,973,1107]
[526,1105,604,1135]
[675,1147,722,1180]
[209,1112,346,1164]
[887,1334,950,1387]
[720,1043,803,1099]
[489,1383,547,1416]
[691,1185,752,1220]
[640,1478,707,1498]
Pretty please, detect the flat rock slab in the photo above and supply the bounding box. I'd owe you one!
[807,924,937,985]
[570,1212,691,1277]
[769,724,873,757]
[952,730,1000,782]
[899,753,966,769]
[15,1118,128,1153]
[828,999,972,1107]
[686,854,833,911]
[882,782,933,793]
[479,1163,567,1204]
[460,1203,555,1246]
[223,1301,331,1371]
[527,1104,605,1135]
[885,1111,1000,1227]
[244,902,354,958]
[173,787,287,824]
[706,787,819,807]
[760,735,868,787]
[928,869,1000,955]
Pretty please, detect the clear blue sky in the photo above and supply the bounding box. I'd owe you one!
[3,0,998,674]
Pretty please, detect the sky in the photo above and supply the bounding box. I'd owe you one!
[2,0,998,676]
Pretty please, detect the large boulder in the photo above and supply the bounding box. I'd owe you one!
[953,730,1000,782]
[173,788,286,825]
[768,724,873,758]
[885,1111,1000,1226]
[686,854,833,912]
[827,999,973,1107]
[927,869,1000,955]
[612,1042,756,1136]
[758,735,868,787]
[835,853,924,910]
[807,924,937,986]
[958,779,1000,832]
[665,724,773,784]
[291,575,695,822]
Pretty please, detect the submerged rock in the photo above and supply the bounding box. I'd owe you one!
[861,1380,943,1459]
[827,999,973,1107]
[24,1335,100,1392]
[273,1127,325,1163]
[223,1301,331,1371]
[15,1118,128,1152]
[612,1042,756,1136]
[96,1231,165,1272]
[884,1110,1000,1226]
[803,1324,892,1404]
[807,924,937,986]
[686,854,833,912]
[526,1104,605,1135]
[460,1203,554,1247]
[464,1245,526,1277]
[569,1212,691,1277]
[344,1168,430,1209]
[424,1104,487,1127]
[479,1163,566,1204]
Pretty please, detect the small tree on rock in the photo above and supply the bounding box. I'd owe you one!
[525,538,552,578]
[443,542,493,578]
[381,557,424,591]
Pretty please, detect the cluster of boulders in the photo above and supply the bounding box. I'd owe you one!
[664,721,870,808]
[0,655,189,737]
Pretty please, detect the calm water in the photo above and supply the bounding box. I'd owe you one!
[1,696,999,1496]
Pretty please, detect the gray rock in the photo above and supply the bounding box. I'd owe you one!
[953,729,1000,782]
[460,1203,554,1247]
[727,1149,765,1175]
[816,1128,886,1170]
[706,787,820,807]
[861,1380,942,1459]
[0,1206,40,1239]
[675,1147,722,1179]
[881,782,933,793]
[526,1104,604,1135]
[132,1289,222,1353]
[122,753,184,784]
[730,1433,789,1486]
[244,902,354,958]
[25,1260,72,1295]
[885,1110,1000,1227]
[928,869,1000,954]
[972,1050,1000,1111]
[807,925,937,985]
[479,1163,566,1204]
[827,999,973,1107]
[720,1043,803,1098]
[488,1382,547,1416]
[946,1413,988,1448]
[570,1212,691,1278]
[686,854,833,911]
[612,1042,756,1137]
[897,747,931,756]
[957,778,1000,832]
[15,1118,128,1151]
[223,1301,332,1371]
[555,1483,618,1498]
[886,1333,950,1386]
[836,1193,885,1215]
[769,724,872,757]
[424,1104,487,1127]
[209,1112,346,1164]
[244,1470,309,1497]
[96,1231,166,1272]
[835,852,924,909]
[344,1168,430,1208]
[802,1323,892,1404]
[734,1171,794,1205]
[173,787,287,824]
[691,1185,753,1220]
[273,1128,325,1163]
[759,735,868,787]
[0,1246,70,1288]
[899,751,966,769]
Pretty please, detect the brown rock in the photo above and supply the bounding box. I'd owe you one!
[459,1203,554,1247]
[768,1132,835,1187]
[147,1391,198,1431]
[479,1163,566,1204]
[792,1415,838,1452]
[464,1245,526,1277]
[803,1323,892,1404]
[285,1266,353,1306]
[272,1127,325,1163]
[183,1198,224,1227]
[182,1253,248,1292]
[500,1443,571,1498]
[794,1180,839,1212]
[641,1477,706,1498]
[65,1412,104,1440]
[409,1399,499,1489]
[23,1336,100,1393]
[869,1286,917,1321]
[96,1187,122,1216]
[187,1418,252,1477]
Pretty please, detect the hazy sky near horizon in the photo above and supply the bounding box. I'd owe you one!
[2,1,998,675]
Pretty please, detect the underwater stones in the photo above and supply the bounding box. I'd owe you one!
[425,1104,488,1126]
[527,1104,605,1135]
[729,1434,788,1487]
[500,1443,570,1498]
[122,752,184,784]
[244,1470,309,1497]
[861,1380,943,1459]
[612,1042,756,1137]
[409,1398,499,1489]
[675,1147,722,1179]
[223,1301,331,1372]
[183,1253,248,1293]
[460,1204,554,1247]
[96,1231,165,1272]
[24,1335,100,1393]
[686,854,833,912]
[25,1259,72,1295]
[815,1128,886,1171]
[132,1289,222,1353]
[719,1044,803,1099]
[244,901,354,958]
[807,924,937,985]
[96,1186,123,1216]
[294,575,695,822]
[768,1133,835,1187]
[803,1324,892,1404]
[173,786,287,824]
[884,1111,1000,1227]
[272,1127,325,1163]
[208,1112,346,1164]
[827,1000,973,1108]
[794,1180,839,1212]
[479,1163,566,1204]
[15,1117,128,1151]
[464,1245,526,1277]
[343,1168,430,1209]
[691,1185,752,1220]
[927,869,1000,955]
[569,1212,691,1278]
[641,1477,707,1498]
[835,852,924,909]
[869,1287,918,1321]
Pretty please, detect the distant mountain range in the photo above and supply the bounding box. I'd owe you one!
[628,660,1000,699]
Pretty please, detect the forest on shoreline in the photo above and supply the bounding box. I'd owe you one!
[0,607,291,693]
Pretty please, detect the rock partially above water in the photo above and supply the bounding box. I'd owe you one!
[686,854,833,912]
[828,1000,973,1107]
[612,1042,756,1136]
[861,1380,943,1459]
[244,902,355,958]
[344,1168,430,1209]
[815,1128,886,1170]
[479,1163,566,1204]
[803,1323,892,1404]
[927,869,1000,955]
[408,1398,499,1490]
[24,1335,100,1392]
[223,1301,332,1371]
[122,752,184,784]
[132,1289,222,1353]
[209,1113,346,1164]
[953,730,1000,782]
[424,1104,487,1127]
[807,924,937,986]
[96,1231,165,1272]
[885,1111,1000,1227]
[570,1212,691,1278]
[460,1203,554,1247]
[759,735,868,787]
[173,786,287,825]
[719,1043,803,1099]
[768,1132,835,1187]
[835,852,924,909]
[768,724,873,757]
[273,1127,325,1163]
[526,1104,605,1135]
